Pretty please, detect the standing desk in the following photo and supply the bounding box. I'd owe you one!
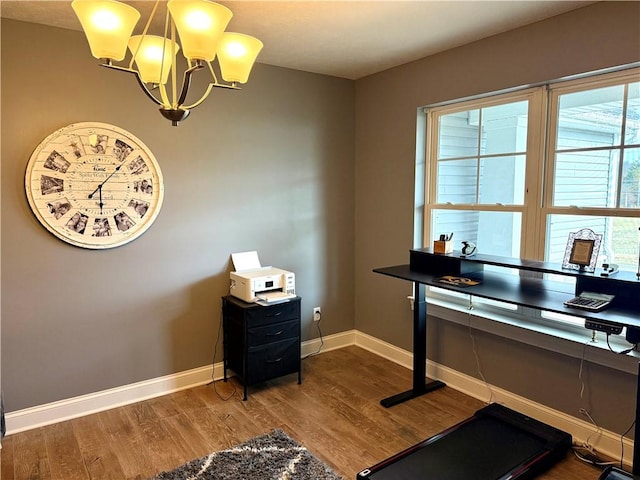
[374,248,640,474]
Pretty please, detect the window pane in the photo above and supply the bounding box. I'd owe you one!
[437,159,477,203]
[479,155,526,204]
[432,209,522,257]
[625,82,639,145]
[480,101,529,156]
[622,147,640,208]
[438,111,479,160]
[430,285,518,312]
[552,80,640,209]
[435,99,529,206]
[541,310,586,327]
[552,150,618,207]
[556,85,625,150]
[546,214,640,272]
[475,296,518,310]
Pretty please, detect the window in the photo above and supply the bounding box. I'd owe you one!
[426,91,538,259]
[544,73,640,271]
[423,68,640,328]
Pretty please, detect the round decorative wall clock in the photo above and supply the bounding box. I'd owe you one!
[25,122,164,249]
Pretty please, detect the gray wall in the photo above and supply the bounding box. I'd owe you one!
[2,1,640,440]
[355,1,640,436]
[1,18,355,411]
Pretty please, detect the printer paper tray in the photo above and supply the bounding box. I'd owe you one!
[256,291,296,305]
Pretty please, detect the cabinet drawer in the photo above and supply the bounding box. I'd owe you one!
[248,320,299,346]
[246,337,299,385]
[246,300,299,327]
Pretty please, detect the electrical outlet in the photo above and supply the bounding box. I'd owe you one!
[313,307,322,322]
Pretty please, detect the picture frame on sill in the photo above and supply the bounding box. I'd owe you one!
[562,228,602,273]
[569,239,595,267]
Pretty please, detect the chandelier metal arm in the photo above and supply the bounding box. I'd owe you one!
[182,82,238,110]
[183,83,216,110]
[101,63,164,108]
[102,61,241,113]
[177,62,206,107]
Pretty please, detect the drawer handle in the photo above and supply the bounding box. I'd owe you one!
[266,312,282,317]
[267,357,283,363]
[267,330,284,336]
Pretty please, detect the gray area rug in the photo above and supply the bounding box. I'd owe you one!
[149,429,344,480]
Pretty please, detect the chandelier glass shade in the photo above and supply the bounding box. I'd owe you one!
[71,0,263,125]
[128,35,178,84]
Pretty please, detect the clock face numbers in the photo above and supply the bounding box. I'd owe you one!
[25,123,164,249]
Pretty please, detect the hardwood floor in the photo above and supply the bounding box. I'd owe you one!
[1,346,611,479]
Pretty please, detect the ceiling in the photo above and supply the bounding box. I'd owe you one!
[0,0,596,80]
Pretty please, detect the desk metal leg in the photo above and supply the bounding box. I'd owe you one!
[633,361,640,475]
[380,282,445,408]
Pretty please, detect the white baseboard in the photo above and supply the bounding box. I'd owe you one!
[302,329,357,357]
[5,330,357,435]
[5,328,633,467]
[6,364,216,435]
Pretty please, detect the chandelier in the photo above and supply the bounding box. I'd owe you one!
[72,0,263,126]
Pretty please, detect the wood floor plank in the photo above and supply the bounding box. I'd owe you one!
[158,413,211,461]
[98,406,156,479]
[1,434,16,480]
[182,404,240,452]
[72,414,126,480]
[208,391,274,444]
[9,428,52,480]
[43,422,87,480]
[122,402,189,476]
[146,394,183,419]
[2,346,615,480]
[252,378,382,472]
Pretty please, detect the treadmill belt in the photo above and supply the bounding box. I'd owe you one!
[358,403,572,480]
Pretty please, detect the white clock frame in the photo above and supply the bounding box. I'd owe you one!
[25,122,164,249]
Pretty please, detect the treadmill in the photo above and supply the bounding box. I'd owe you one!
[599,467,640,480]
[357,403,572,480]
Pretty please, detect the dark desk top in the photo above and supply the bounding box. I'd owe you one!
[374,264,640,329]
[410,248,640,285]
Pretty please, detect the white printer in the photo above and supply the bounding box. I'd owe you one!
[229,251,296,304]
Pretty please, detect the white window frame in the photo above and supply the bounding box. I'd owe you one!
[424,88,546,260]
[542,69,640,267]
[421,67,640,364]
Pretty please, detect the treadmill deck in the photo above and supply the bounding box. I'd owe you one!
[357,403,572,480]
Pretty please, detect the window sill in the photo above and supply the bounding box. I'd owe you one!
[426,295,639,375]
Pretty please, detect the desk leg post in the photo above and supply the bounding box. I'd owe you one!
[380,282,445,408]
[413,282,427,394]
[633,361,640,475]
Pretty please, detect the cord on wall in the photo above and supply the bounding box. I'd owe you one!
[211,302,237,401]
[303,315,324,359]
[578,339,591,402]
[467,298,495,405]
[573,338,627,469]
[620,419,636,468]
[576,339,600,453]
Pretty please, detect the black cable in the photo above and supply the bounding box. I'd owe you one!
[303,318,324,359]
[210,297,237,401]
[571,444,617,468]
[467,302,495,404]
[620,419,635,469]
[606,333,637,355]
[576,340,636,471]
